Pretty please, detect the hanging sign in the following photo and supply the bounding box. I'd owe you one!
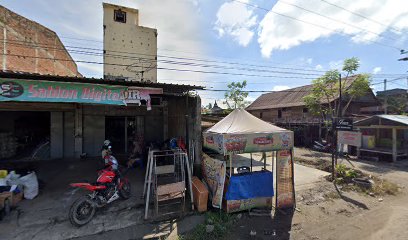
[333,118,353,131]
[276,150,295,209]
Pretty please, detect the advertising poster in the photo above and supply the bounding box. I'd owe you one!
[223,132,293,154]
[203,133,224,153]
[276,150,295,209]
[202,154,226,208]
[337,131,362,147]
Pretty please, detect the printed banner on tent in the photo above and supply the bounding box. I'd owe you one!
[276,149,295,209]
[203,133,224,153]
[223,132,293,154]
[0,78,162,107]
[202,154,226,208]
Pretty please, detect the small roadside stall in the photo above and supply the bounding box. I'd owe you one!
[203,109,295,213]
[355,115,408,162]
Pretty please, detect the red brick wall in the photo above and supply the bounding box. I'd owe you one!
[0,6,81,76]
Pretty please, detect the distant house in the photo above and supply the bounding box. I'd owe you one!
[246,76,380,146]
[361,88,408,115]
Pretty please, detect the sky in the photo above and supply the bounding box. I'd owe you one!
[1,0,408,108]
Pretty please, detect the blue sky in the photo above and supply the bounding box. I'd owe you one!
[2,0,408,107]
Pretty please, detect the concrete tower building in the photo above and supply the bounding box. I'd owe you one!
[103,3,157,82]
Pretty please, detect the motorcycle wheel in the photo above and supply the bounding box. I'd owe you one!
[69,196,96,227]
[119,181,131,199]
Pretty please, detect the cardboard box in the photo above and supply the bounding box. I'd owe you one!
[192,177,209,213]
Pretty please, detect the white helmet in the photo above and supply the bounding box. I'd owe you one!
[103,140,111,146]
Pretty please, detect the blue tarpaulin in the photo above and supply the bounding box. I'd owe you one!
[225,171,274,200]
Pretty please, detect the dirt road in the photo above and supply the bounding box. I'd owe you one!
[225,148,408,240]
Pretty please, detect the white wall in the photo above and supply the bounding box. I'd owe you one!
[103,3,157,82]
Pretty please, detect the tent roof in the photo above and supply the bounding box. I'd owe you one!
[205,109,289,134]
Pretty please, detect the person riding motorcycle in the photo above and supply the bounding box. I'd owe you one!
[101,140,118,171]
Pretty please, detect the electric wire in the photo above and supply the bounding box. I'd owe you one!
[278,0,398,41]
[320,0,405,34]
[232,0,402,51]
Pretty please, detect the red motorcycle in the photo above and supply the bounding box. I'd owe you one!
[68,155,131,227]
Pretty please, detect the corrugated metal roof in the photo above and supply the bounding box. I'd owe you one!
[0,70,204,94]
[378,115,408,125]
[355,114,408,126]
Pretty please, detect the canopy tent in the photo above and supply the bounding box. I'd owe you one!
[202,109,296,212]
[203,109,294,154]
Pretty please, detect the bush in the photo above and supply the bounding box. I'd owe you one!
[335,164,359,183]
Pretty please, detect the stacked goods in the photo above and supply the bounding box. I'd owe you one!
[0,133,17,159]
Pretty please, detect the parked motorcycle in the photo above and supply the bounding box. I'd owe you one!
[312,140,332,153]
[68,153,131,227]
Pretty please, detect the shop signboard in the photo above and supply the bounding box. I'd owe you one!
[333,118,353,131]
[202,154,226,208]
[0,78,163,107]
[276,150,295,209]
[337,131,362,147]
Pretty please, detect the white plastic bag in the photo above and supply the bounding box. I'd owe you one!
[5,171,21,186]
[19,172,39,199]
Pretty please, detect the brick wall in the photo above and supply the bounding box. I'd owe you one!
[0,6,81,76]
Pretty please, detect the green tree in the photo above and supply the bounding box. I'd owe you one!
[386,94,408,114]
[304,57,371,120]
[224,80,249,109]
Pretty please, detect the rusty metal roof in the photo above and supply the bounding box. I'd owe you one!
[0,70,204,94]
[246,76,358,111]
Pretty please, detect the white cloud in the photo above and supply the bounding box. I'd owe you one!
[272,85,290,91]
[258,0,408,57]
[315,64,323,70]
[215,1,258,47]
[329,60,342,70]
[306,58,313,65]
[372,67,382,74]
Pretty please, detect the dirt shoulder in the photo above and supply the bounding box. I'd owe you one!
[223,148,408,240]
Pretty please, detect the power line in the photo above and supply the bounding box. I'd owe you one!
[278,0,398,42]
[1,38,329,74]
[2,39,406,81]
[233,0,402,51]
[320,0,404,34]
[0,53,319,79]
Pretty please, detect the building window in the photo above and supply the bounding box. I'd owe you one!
[114,10,126,23]
[278,109,282,118]
[303,108,308,113]
[260,112,263,119]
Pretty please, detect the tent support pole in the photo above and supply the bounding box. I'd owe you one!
[229,153,232,177]
[291,148,296,209]
[263,152,266,170]
[250,153,253,172]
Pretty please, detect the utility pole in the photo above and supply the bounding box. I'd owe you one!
[332,73,341,179]
[384,79,388,114]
